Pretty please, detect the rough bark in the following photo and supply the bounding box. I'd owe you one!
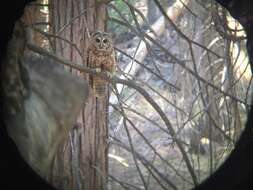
[50,0,108,189]
[21,0,47,45]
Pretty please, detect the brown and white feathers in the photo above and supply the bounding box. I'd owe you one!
[87,31,116,98]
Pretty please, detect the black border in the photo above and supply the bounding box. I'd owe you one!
[0,0,252,189]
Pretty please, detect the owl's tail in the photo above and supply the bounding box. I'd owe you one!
[92,77,107,98]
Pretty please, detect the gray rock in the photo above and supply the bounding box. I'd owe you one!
[1,21,89,178]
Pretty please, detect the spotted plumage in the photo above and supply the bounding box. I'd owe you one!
[87,31,116,98]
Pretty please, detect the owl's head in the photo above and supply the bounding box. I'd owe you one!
[90,31,113,52]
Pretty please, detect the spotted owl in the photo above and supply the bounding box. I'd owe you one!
[87,31,116,98]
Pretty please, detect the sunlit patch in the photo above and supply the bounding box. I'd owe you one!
[109,154,129,167]
[200,137,210,145]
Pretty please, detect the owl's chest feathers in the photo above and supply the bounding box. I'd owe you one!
[92,49,112,57]
[96,56,108,64]
[90,50,113,65]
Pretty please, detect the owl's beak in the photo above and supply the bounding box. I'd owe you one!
[99,43,103,49]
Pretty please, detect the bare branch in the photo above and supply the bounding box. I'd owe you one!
[27,42,198,185]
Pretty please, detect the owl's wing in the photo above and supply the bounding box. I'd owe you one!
[111,51,117,74]
[87,49,94,88]
[106,52,116,75]
[86,48,92,68]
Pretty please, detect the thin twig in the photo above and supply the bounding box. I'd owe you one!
[113,85,149,190]
[111,103,192,187]
[27,42,198,185]
[29,27,84,62]
[110,17,250,106]
[153,0,223,59]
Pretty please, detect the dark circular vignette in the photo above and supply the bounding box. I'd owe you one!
[0,0,252,190]
[194,0,253,189]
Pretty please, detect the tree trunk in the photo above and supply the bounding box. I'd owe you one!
[21,0,47,46]
[49,0,108,190]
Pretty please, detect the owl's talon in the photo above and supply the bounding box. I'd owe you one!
[105,71,113,78]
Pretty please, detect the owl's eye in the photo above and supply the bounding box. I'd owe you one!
[95,38,101,43]
[103,39,108,43]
